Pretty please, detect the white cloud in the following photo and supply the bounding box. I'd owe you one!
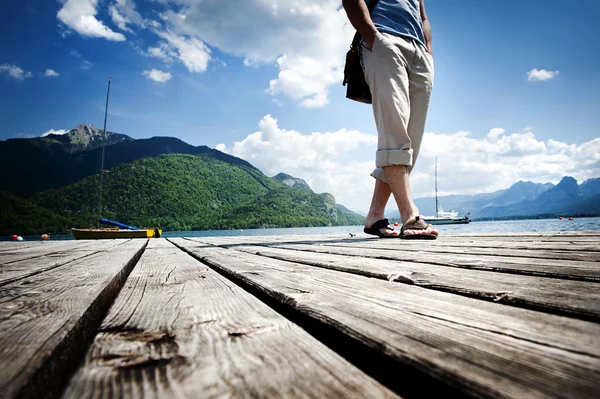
[156,31,211,73]
[57,0,126,41]
[0,64,32,80]
[109,0,143,34]
[527,68,559,82]
[155,0,353,107]
[81,60,93,70]
[218,114,378,212]
[218,117,600,213]
[41,129,69,137]
[44,69,60,77]
[414,128,599,199]
[146,42,177,63]
[143,69,173,83]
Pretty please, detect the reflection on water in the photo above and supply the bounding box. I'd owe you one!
[3,217,600,241]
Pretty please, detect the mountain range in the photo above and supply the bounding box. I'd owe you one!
[396,177,600,220]
[0,125,363,235]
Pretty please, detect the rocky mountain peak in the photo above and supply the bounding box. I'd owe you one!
[556,176,579,191]
[45,124,133,153]
[272,173,313,192]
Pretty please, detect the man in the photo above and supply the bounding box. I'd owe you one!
[343,0,438,239]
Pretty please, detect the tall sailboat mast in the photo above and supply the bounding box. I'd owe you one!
[435,157,439,218]
[97,77,112,227]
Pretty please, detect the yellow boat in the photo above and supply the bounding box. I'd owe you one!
[72,227,162,239]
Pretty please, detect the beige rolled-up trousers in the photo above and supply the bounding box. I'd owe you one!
[361,32,434,183]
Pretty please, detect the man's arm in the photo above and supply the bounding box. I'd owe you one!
[420,0,433,54]
[342,0,379,49]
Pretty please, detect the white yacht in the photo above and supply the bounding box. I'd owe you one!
[423,158,470,225]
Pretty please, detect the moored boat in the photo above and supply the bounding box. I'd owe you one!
[423,158,470,225]
[72,227,162,239]
[423,210,470,225]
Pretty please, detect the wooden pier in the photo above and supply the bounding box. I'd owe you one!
[1,233,599,398]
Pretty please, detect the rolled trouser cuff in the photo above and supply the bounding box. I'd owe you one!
[372,148,413,183]
[376,148,413,168]
[370,167,387,183]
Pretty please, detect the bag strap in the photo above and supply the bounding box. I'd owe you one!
[350,0,380,49]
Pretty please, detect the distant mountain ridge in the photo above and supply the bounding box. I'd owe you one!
[396,177,600,220]
[475,177,589,218]
[0,125,255,198]
[0,125,364,235]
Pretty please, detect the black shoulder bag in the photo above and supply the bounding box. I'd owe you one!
[342,0,380,104]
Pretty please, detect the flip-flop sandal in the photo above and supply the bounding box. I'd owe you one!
[364,218,398,238]
[400,216,437,240]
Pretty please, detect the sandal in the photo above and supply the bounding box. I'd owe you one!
[363,218,398,238]
[400,216,437,240]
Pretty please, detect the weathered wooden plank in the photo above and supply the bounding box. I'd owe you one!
[360,234,600,252]
[225,241,600,282]
[442,231,600,239]
[0,240,133,286]
[0,239,147,399]
[0,242,43,252]
[0,240,98,264]
[190,234,600,262]
[172,238,600,399]
[64,239,397,399]
[396,240,600,253]
[184,233,600,252]
[355,243,599,262]
[225,244,600,321]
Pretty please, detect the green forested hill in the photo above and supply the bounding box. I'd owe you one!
[0,192,67,235]
[0,132,255,198]
[13,153,362,234]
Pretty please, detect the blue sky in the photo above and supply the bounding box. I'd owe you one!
[1,0,599,214]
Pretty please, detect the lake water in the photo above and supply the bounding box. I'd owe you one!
[3,217,600,241]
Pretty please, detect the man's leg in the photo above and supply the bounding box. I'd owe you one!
[364,179,399,237]
[361,32,410,236]
[385,164,437,236]
[398,40,437,236]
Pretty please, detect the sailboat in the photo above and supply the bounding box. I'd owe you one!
[423,158,470,225]
[71,77,162,239]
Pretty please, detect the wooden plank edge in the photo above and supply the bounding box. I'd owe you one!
[231,246,600,323]
[0,240,134,288]
[242,242,600,283]
[169,238,468,399]
[13,239,149,399]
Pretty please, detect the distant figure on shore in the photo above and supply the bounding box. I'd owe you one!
[343,0,439,239]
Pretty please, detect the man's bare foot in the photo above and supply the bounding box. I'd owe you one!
[364,218,400,238]
[400,216,439,238]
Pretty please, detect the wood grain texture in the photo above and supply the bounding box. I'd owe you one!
[222,244,600,321]
[172,238,600,399]
[332,239,600,262]
[0,239,147,399]
[0,240,132,286]
[349,237,600,254]
[188,233,600,259]
[63,238,397,399]
[231,241,600,282]
[0,240,96,265]
[0,242,43,252]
